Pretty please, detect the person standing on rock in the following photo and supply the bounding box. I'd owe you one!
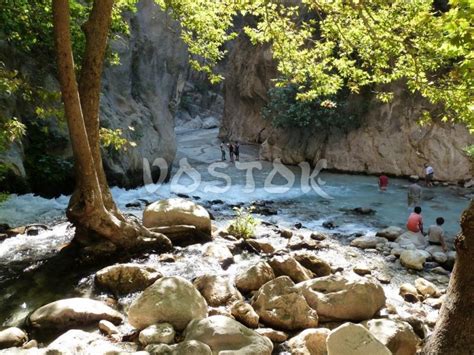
[378,174,389,191]
[427,217,448,252]
[407,179,422,208]
[424,163,434,187]
[235,141,240,161]
[228,142,235,163]
[407,206,424,235]
[220,142,226,161]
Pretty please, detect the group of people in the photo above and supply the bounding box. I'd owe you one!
[220,141,240,163]
[377,164,449,252]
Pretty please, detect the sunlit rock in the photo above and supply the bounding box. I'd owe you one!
[184,315,272,354]
[128,276,207,331]
[139,323,175,346]
[230,301,259,328]
[399,283,420,303]
[376,226,404,241]
[0,327,28,349]
[395,232,427,249]
[143,198,212,245]
[47,329,125,354]
[296,274,386,322]
[255,328,288,343]
[350,235,386,249]
[251,276,318,330]
[29,298,123,331]
[293,252,332,277]
[268,255,313,283]
[202,243,234,269]
[95,263,162,294]
[287,328,329,355]
[400,250,426,271]
[362,319,420,355]
[98,320,119,336]
[235,262,275,293]
[193,275,243,308]
[414,278,441,298]
[326,323,391,355]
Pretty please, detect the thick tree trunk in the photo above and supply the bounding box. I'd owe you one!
[52,0,171,253]
[423,200,474,354]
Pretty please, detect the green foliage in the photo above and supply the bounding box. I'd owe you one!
[228,207,260,239]
[0,192,9,203]
[241,0,473,129]
[99,127,137,151]
[263,84,360,129]
[464,145,474,158]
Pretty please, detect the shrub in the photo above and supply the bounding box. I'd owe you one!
[227,207,260,239]
[262,84,363,130]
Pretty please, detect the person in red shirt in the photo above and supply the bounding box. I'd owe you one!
[379,174,389,191]
[407,206,424,234]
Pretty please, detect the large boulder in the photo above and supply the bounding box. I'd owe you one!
[128,276,208,331]
[326,323,391,355]
[184,315,273,354]
[287,328,330,355]
[139,323,176,346]
[362,319,420,355]
[235,262,275,293]
[143,198,212,244]
[46,329,124,354]
[95,263,162,294]
[230,301,259,328]
[396,232,427,249]
[29,298,123,330]
[414,278,441,298]
[268,255,313,283]
[400,250,426,271]
[193,275,243,307]
[0,327,28,349]
[293,252,332,277]
[376,227,404,241]
[296,274,386,322]
[251,276,319,330]
[350,235,386,249]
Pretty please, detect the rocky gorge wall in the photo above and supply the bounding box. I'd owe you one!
[220,36,473,182]
[0,0,223,194]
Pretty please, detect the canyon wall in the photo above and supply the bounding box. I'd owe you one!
[220,36,473,182]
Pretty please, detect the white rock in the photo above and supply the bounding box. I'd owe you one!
[143,198,211,236]
[350,235,386,249]
[296,274,386,322]
[396,232,427,249]
[235,262,275,293]
[0,327,28,349]
[29,298,123,330]
[139,323,175,346]
[362,319,420,355]
[287,328,329,355]
[376,227,404,241]
[415,278,440,298]
[98,320,119,336]
[251,276,319,330]
[400,250,426,271]
[326,323,391,355]
[184,315,273,354]
[95,263,162,294]
[128,276,207,331]
[432,252,448,264]
[193,275,242,307]
[47,329,123,354]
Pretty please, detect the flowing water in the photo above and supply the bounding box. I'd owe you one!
[0,128,470,334]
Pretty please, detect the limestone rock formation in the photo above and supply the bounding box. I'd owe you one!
[128,276,208,331]
[220,35,473,182]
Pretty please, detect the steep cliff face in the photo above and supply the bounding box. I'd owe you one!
[221,36,473,181]
[100,0,188,187]
[0,0,190,193]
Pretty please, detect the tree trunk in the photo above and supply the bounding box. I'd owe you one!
[52,0,171,253]
[423,200,474,354]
